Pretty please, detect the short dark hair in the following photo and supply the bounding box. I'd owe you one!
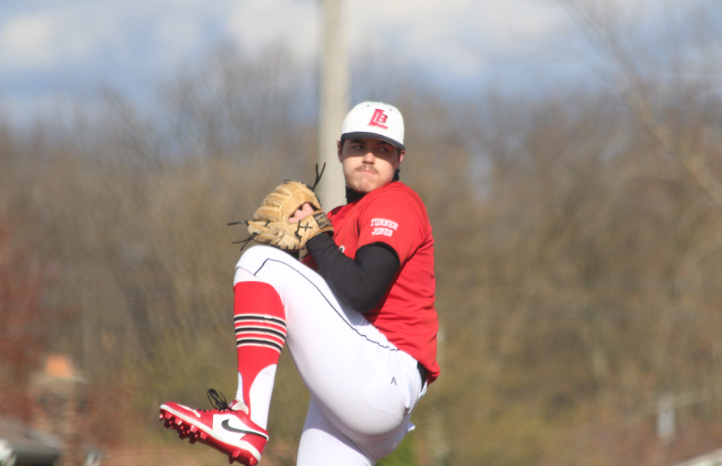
[339,138,404,157]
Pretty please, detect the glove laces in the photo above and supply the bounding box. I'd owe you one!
[228,164,326,251]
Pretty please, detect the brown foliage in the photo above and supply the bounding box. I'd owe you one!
[2,6,722,463]
[0,221,53,420]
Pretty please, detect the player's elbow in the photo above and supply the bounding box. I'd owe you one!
[353,290,386,314]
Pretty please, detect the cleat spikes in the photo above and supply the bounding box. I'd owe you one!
[159,395,268,465]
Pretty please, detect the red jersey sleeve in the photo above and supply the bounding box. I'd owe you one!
[356,186,428,265]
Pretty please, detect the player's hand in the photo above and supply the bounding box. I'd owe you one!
[289,203,315,224]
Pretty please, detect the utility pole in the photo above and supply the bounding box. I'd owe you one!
[317,0,349,211]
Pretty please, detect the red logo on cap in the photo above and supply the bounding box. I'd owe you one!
[369,109,389,129]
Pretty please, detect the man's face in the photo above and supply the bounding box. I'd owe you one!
[337,138,405,193]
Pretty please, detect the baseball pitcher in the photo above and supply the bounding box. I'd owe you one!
[159,101,440,466]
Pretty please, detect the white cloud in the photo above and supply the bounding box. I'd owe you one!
[0,0,565,79]
[344,0,564,77]
[225,0,319,59]
[0,3,128,72]
[2,0,707,118]
[0,14,56,68]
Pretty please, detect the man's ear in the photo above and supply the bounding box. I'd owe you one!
[398,149,405,165]
[337,140,343,162]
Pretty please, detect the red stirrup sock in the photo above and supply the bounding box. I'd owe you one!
[233,281,286,429]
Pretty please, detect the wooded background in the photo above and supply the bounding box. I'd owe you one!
[2,2,722,465]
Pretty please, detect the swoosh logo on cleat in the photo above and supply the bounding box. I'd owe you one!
[221,420,265,438]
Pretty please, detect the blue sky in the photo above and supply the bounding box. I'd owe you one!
[0,0,719,124]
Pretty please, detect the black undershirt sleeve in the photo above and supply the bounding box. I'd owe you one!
[305,233,400,313]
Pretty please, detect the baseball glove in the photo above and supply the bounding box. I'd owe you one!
[244,181,334,251]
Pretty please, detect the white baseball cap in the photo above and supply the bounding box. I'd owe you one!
[340,101,405,150]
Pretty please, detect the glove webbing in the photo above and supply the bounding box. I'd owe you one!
[228,164,326,251]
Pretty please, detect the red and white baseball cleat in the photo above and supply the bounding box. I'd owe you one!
[159,389,268,466]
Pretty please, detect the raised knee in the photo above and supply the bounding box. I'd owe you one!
[237,245,295,272]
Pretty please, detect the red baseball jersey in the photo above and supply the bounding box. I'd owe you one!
[326,182,439,382]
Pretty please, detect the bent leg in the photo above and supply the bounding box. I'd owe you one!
[236,247,422,451]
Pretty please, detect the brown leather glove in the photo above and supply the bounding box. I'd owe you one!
[247,181,334,251]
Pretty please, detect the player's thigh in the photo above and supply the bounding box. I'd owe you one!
[237,246,421,436]
[236,246,393,369]
[305,343,421,439]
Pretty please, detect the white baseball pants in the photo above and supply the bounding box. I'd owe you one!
[234,245,426,466]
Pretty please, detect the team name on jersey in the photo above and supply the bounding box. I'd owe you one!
[370,218,398,237]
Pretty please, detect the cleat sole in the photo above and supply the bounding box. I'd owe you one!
[159,405,264,466]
